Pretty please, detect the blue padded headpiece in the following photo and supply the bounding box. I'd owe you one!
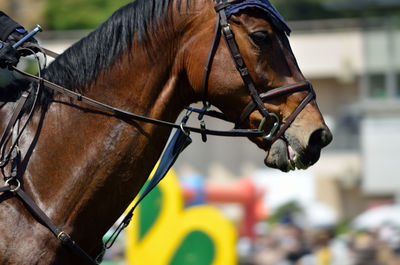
[225,0,291,36]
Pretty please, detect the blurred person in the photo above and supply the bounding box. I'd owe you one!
[253,234,290,265]
[350,230,379,265]
[270,214,311,264]
[377,224,400,265]
[0,11,37,69]
[298,229,352,265]
[378,223,400,252]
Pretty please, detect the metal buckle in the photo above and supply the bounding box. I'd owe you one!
[222,23,230,30]
[222,24,233,39]
[179,109,192,137]
[258,113,280,141]
[5,178,20,193]
[180,123,189,137]
[57,231,70,242]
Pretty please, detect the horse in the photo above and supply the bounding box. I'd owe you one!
[0,0,332,264]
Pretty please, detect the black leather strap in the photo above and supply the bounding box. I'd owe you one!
[0,185,11,193]
[0,91,30,167]
[236,80,314,127]
[14,188,99,264]
[270,91,315,143]
[12,66,265,138]
[218,9,272,120]
[214,0,244,12]
[201,12,221,108]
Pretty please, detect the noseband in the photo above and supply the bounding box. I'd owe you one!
[201,0,316,144]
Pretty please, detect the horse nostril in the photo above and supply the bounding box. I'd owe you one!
[309,128,332,149]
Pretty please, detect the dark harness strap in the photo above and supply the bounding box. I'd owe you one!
[271,91,315,143]
[12,67,266,138]
[0,185,11,193]
[13,187,100,264]
[236,80,315,127]
[0,178,100,264]
[218,8,272,120]
[0,91,30,167]
[201,11,221,109]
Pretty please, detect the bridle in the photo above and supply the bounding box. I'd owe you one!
[201,0,316,144]
[0,0,317,264]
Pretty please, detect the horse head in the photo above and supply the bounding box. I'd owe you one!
[183,0,332,172]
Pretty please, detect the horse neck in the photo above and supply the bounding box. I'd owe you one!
[21,19,192,248]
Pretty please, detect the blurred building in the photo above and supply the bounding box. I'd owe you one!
[0,0,45,27]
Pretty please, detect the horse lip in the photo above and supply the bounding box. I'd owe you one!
[264,138,294,172]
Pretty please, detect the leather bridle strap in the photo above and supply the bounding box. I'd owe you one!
[236,80,315,127]
[201,10,221,109]
[41,47,60,59]
[201,0,246,109]
[217,8,273,120]
[0,91,30,155]
[0,93,26,169]
[12,67,265,138]
[13,187,100,264]
[271,91,315,143]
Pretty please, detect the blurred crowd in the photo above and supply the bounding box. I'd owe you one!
[249,220,400,265]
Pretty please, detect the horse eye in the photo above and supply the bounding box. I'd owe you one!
[249,31,270,47]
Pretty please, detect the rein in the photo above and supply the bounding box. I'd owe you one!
[12,66,266,138]
[1,0,317,263]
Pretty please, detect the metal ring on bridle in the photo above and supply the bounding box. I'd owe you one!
[5,178,21,192]
[180,123,189,137]
[258,113,280,141]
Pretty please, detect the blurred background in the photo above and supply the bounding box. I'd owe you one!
[2,0,400,264]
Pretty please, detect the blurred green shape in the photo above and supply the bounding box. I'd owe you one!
[45,0,132,30]
[168,230,215,265]
[138,185,162,242]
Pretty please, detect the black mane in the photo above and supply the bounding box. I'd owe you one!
[43,0,185,92]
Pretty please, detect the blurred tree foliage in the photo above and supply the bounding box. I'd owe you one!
[270,0,337,21]
[267,200,304,225]
[44,0,390,30]
[45,0,132,30]
[270,0,400,21]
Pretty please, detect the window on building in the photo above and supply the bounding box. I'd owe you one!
[363,16,400,102]
[368,73,386,99]
[397,73,400,97]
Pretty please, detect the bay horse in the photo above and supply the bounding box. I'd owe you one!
[0,0,331,264]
